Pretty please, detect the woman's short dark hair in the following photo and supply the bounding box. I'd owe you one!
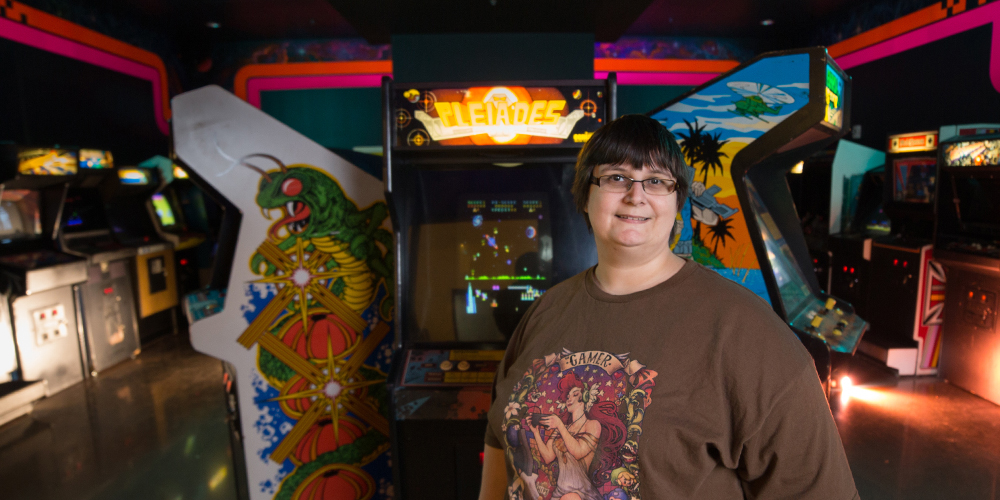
[572,114,690,229]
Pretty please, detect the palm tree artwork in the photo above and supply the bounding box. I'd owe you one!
[707,216,736,257]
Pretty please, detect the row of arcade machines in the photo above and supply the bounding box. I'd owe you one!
[826,125,998,377]
[829,124,1000,401]
[828,130,943,376]
[0,145,187,426]
[173,47,865,500]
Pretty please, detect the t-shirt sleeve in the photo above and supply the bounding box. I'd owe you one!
[484,299,542,449]
[738,365,859,500]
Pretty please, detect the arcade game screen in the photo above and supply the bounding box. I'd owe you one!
[943,139,1000,167]
[151,193,177,227]
[893,157,936,203]
[79,149,113,169]
[118,168,150,185]
[0,190,42,240]
[746,182,814,317]
[61,190,109,233]
[17,148,78,175]
[412,193,550,343]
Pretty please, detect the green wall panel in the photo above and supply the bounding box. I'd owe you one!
[260,87,383,151]
[392,33,594,82]
[618,85,693,116]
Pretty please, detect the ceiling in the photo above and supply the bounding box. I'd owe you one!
[47,0,885,45]
[26,0,906,77]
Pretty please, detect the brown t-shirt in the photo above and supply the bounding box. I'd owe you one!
[485,260,859,500]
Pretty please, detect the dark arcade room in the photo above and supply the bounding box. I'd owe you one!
[2,0,1000,499]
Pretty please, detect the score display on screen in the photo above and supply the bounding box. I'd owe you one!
[118,168,150,185]
[394,83,607,148]
[17,148,78,175]
[151,193,176,227]
[80,149,113,169]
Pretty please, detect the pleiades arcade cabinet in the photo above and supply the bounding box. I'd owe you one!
[383,76,614,499]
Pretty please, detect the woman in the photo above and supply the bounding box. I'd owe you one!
[480,115,857,500]
[525,373,618,500]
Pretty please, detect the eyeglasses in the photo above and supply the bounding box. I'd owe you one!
[590,174,677,195]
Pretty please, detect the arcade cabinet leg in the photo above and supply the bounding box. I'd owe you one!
[222,361,251,500]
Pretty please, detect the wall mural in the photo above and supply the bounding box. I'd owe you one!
[650,54,811,303]
[173,86,394,500]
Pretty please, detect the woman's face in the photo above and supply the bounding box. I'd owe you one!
[586,164,678,253]
[566,386,583,407]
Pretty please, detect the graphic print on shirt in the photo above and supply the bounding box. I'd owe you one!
[502,349,657,500]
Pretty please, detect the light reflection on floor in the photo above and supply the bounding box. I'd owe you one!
[832,373,1000,500]
[3,337,1000,499]
[0,335,237,500]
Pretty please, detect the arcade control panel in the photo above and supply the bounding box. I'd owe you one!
[401,349,503,386]
[791,296,867,354]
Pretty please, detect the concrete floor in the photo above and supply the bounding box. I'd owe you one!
[2,336,999,499]
[0,335,237,500]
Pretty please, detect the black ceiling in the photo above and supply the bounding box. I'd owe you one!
[42,0,888,45]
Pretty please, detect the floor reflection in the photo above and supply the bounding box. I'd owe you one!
[2,335,1000,500]
[833,370,1000,500]
[0,335,237,500]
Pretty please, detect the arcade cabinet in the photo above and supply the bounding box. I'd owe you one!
[934,126,1000,405]
[57,149,142,376]
[174,86,395,500]
[857,131,942,375]
[0,146,88,399]
[385,77,613,498]
[106,166,179,343]
[826,140,888,330]
[147,164,209,294]
[648,47,865,393]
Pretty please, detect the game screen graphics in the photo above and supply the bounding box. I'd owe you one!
[944,139,1000,167]
[17,148,78,175]
[453,194,550,341]
[893,157,937,203]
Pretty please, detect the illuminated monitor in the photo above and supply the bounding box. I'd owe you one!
[118,168,150,185]
[746,181,815,318]
[80,149,113,169]
[0,189,42,240]
[172,165,189,179]
[17,148,78,175]
[413,192,551,343]
[61,190,109,233]
[823,64,846,130]
[151,193,177,227]
[892,157,936,203]
[943,139,1000,167]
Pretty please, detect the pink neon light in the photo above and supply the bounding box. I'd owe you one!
[0,16,169,135]
[594,71,719,86]
[246,74,391,108]
[838,1,1000,93]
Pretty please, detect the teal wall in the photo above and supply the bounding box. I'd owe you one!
[259,86,383,151]
[617,85,692,116]
[391,33,594,82]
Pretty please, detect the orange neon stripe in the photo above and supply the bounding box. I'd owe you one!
[233,61,393,100]
[829,3,949,58]
[594,58,739,73]
[2,1,172,120]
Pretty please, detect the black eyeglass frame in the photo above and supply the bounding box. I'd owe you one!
[589,174,678,195]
